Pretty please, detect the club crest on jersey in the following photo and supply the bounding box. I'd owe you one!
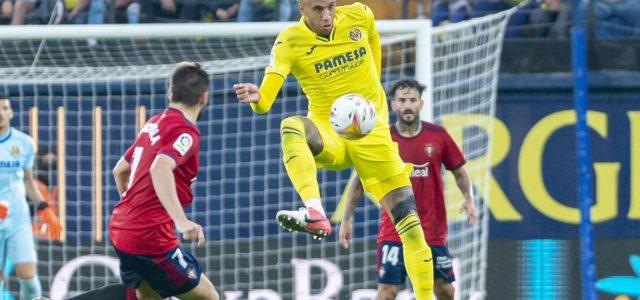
[349,28,362,41]
[173,133,193,156]
[187,267,197,279]
[425,143,434,157]
[11,146,19,156]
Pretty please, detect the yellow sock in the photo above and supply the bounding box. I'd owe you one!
[280,117,320,201]
[396,214,434,300]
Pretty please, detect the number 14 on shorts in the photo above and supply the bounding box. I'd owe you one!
[381,244,401,266]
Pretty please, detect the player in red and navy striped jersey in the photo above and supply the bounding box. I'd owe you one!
[339,78,478,300]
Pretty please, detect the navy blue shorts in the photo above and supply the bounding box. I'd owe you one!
[376,241,455,285]
[113,245,202,298]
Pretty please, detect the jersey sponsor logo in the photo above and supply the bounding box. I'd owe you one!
[305,45,318,55]
[0,160,21,168]
[411,162,430,178]
[425,143,434,157]
[436,255,452,269]
[11,146,19,156]
[314,46,367,73]
[314,47,368,79]
[349,28,362,41]
[173,133,193,156]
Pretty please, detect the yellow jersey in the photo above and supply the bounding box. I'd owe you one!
[265,2,388,124]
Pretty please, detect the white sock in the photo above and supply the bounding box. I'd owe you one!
[20,277,42,299]
[304,198,326,216]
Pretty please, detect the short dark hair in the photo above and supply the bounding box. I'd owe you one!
[169,62,210,106]
[388,78,426,98]
[0,93,8,101]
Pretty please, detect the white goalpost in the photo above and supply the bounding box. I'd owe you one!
[0,8,515,299]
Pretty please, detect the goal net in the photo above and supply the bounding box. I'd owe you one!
[431,11,513,299]
[0,8,515,299]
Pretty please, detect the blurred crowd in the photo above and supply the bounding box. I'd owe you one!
[432,0,640,38]
[0,0,301,25]
[0,0,639,38]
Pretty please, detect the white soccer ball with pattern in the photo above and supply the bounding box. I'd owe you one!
[329,93,377,140]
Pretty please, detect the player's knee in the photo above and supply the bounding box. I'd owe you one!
[389,195,417,224]
[211,288,220,300]
[381,187,416,223]
[434,281,455,300]
[14,263,36,280]
[280,116,323,155]
[376,284,398,300]
[202,278,220,300]
[280,117,306,139]
[191,275,219,300]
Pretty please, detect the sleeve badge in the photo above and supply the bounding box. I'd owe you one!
[173,133,193,156]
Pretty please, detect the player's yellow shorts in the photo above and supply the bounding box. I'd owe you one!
[309,117,412,201]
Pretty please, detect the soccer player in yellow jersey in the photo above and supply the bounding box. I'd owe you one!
[234,0,434,298]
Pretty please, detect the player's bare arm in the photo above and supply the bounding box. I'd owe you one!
[452,166,478,225]
[112,157,130,196]
[339,174,365,249]
[150,154,205,247]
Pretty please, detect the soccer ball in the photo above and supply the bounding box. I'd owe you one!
[329,93,377,140]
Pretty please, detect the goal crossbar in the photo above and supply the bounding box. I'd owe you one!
[0,20,431,40]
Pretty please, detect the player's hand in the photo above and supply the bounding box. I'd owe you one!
[338,220,353,249]
[233,83,261,103]
[460,196,478,226]
[176,219,206,247]
[37,205,62,240]
[0,201,8,220]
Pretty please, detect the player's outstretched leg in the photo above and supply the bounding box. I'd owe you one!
[276,116,331,238]
[381,187,434,300]
[177,275,219,300]
[276,206,331,239]
[65,283,135,300]
[136,280,163,299]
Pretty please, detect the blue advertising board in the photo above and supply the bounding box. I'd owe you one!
[488,88,640,238]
